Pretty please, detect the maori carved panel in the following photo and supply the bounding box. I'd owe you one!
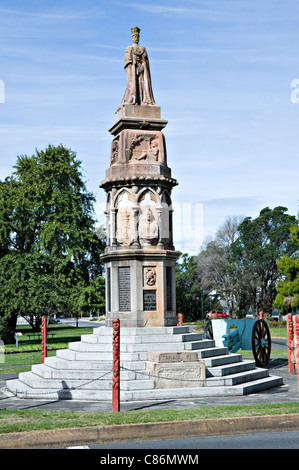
[112,318,120,412]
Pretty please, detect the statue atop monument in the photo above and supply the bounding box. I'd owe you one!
[117,26,156,111]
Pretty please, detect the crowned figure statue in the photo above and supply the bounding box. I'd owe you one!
[117,26,156,110]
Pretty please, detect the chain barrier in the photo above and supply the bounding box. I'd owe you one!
[271,339,294,361]
[10,370,113,398]
[8,364,208,400]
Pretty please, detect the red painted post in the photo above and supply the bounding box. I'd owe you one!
[41,316,47,364]
[287,313,295,374]
[178,313,183,326]
[112,318,120,412]
[294,315,299,393]
[259,311,264,320]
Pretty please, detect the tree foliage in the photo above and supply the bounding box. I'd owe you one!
[197,216,244,316]
[0,145,105,343]
[233,206,298,314]
[197,208,298,317]
[274,225,299,313]
[176,253,221,321]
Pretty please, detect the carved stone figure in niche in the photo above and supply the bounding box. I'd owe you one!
[117,26,155,111]
[116,192,134,245]
[130,133,159,161]
[111,137,119,164]
[139,208,158,243]
[144,268,156,286]
[116,208,134,245]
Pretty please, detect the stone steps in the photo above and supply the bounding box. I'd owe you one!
[82,331,203,344]
[18,371,155,391]
[206,360,256,377]
[68,339,215,353]
[44,356,147,371]
[18,359,270,390]
[202,353,243,368]
[6,375,283,401]
[4,325,283,401]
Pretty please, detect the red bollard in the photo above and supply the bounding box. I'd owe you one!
[41,316,47,364]
[112,318,120,412]
[294,315,299,393]
[287,313,295,374]
[259,311,264,320]
[178,313,183,326]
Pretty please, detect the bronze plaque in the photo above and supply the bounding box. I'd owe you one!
[143,290,157,311]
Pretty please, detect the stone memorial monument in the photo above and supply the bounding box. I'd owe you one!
[100,26,179,328]
[4,28,283,401]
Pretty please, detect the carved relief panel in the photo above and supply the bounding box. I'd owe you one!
[129,133,159,161]
[110,129,167,167]
[144,267,156,286]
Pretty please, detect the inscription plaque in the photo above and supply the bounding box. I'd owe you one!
[143,290,157,311]
[118,267,131,311]
[147,351,198,363]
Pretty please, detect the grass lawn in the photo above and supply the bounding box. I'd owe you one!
[1,323,93,374]
[0,402,299,434]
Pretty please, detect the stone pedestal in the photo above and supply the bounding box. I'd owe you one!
[100,101,179,328]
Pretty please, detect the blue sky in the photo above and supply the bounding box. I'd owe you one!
[0,0,298,254]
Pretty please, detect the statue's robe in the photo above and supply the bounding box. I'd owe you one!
[118,44,155,109]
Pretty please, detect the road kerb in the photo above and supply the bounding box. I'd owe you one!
[0,413,299,449]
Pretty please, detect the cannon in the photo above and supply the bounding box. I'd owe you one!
[204,318,271,367]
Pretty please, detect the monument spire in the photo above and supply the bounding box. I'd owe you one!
[100,28,179,328]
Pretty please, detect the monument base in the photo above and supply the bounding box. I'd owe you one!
[101,248,179,328]
[5,326,284,401]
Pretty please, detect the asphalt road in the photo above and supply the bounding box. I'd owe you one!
[57,318,105,328]
[67,430,299,449]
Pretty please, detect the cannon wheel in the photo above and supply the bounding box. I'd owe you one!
[252,319,271,367]
[203,320,213,340]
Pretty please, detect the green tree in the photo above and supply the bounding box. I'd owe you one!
[0,145,105,343]
[233,206,298,314]
[274,225,299,313]
[196,216,244,317]
[197,209,298,317]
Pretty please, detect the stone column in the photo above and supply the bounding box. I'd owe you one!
[132,206,140,246]
[110,208,117,245]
